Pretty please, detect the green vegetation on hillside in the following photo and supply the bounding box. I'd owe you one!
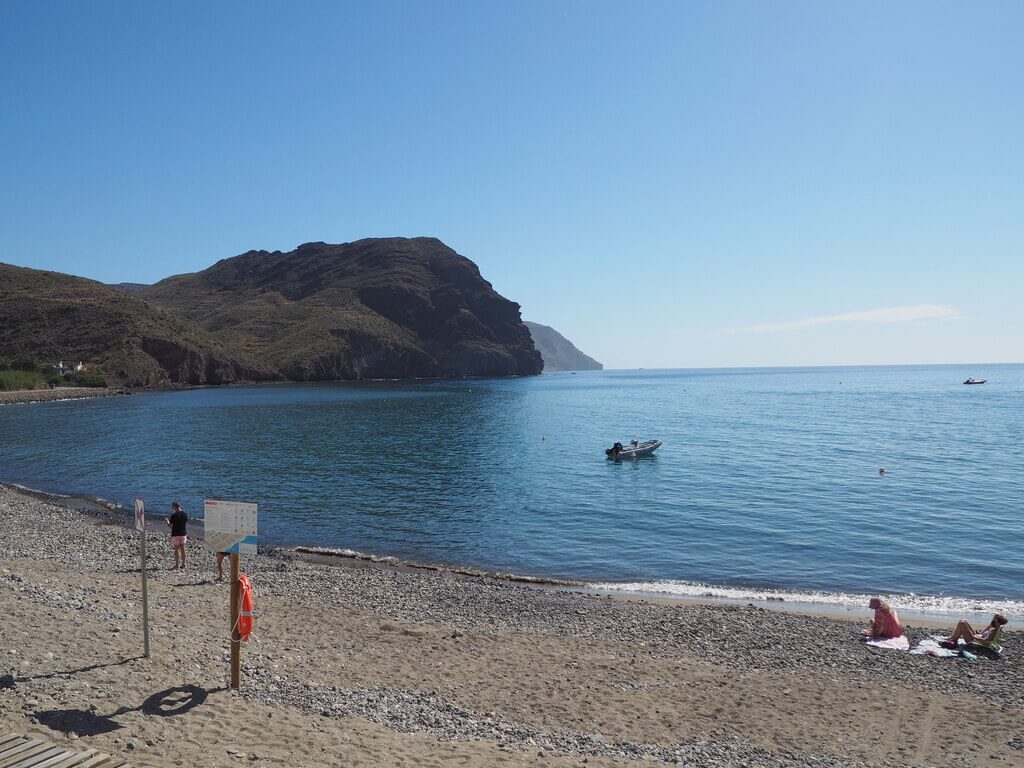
[0,353,108,390]
[0,354,53,391]
[63,371,108,388]
[0,369,47,391]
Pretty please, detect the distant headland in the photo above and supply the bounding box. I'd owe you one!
[524,321,602,372]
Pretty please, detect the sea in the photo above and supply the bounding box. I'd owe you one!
[2,365,1022,615]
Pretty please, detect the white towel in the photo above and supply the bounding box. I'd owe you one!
[865,635,910,650]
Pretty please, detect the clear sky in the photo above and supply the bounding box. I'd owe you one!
[2,1,1021,368]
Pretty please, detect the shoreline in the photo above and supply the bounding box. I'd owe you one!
[2,480,1017,625]
[0,373,545,407]
[0,386,130,405]
[1,481,1022,768]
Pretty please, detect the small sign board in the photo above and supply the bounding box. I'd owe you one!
[134,498,145,532]
[204,499,258,555]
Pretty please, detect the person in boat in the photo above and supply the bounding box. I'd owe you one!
[630,438,639,448]
[944,614,1008,651]
[863,597,903,639]
[606,442,624,457]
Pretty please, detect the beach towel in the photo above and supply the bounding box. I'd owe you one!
[912,637,960,658]
[865,635,910,651]
[913,637,957,657]
[911,634,1003,659]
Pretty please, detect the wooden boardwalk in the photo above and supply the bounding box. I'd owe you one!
[0,733,130,767]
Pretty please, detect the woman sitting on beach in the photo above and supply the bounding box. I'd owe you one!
[944,614,1008,651]
[863,598,904,639]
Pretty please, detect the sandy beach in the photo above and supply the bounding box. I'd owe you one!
[0,485,1021,768]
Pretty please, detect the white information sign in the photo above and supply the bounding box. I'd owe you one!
[204,499,258,555]
[134,498,145,532]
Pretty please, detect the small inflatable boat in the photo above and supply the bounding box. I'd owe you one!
[963,378,987,385]
[605,439,662,460]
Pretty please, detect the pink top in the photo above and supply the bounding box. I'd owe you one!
[869,599,904,638]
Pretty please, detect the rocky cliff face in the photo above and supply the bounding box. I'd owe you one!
[138,238,543,380]
[0,263,277,387]
[524,321,603,371]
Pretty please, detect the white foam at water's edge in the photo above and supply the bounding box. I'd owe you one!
[8,482,70,499]
[589,580,1024,617]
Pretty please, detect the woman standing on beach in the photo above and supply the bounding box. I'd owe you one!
[166,501,188,570]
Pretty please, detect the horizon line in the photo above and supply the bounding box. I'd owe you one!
[577,361,1023,372]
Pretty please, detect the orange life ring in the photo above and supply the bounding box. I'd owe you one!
[238,574,254,642]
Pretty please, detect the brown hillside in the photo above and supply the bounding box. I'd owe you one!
[0,263,277,387]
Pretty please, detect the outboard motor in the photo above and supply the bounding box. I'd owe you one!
[605,441,624,457]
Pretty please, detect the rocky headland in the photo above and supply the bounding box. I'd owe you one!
[1,238,542,388]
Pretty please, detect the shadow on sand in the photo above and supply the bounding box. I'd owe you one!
[33,684,226,737]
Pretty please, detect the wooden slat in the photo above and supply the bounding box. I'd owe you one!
[0,742,55,768]
[0,739,42,765]
[71,755,125,768]
[0,737,34,760]
[18,749,81,768]
[0,737,127,768]
[8,745,67,768]
[41,752,98,768]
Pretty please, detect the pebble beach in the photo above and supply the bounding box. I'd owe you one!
[0,484,1021,767]
[0,387,123,405]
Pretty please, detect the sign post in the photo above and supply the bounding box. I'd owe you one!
[135,499,150,659]
[204,499,258,690]
[229,552,241,689]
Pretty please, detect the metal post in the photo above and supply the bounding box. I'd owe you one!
[229,553,241,689]
[141,529,150,659]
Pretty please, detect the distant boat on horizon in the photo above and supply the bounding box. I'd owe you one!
[964,378,987,385]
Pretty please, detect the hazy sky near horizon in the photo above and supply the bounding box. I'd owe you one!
[2,2,1021,369]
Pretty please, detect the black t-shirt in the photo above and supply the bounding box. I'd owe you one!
[168,510,188,537]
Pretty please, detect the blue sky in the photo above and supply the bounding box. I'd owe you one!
[1,1,1021,368]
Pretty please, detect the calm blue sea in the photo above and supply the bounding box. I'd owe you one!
[2,365,1022,612]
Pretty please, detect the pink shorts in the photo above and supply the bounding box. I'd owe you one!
[171,535,187,547]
